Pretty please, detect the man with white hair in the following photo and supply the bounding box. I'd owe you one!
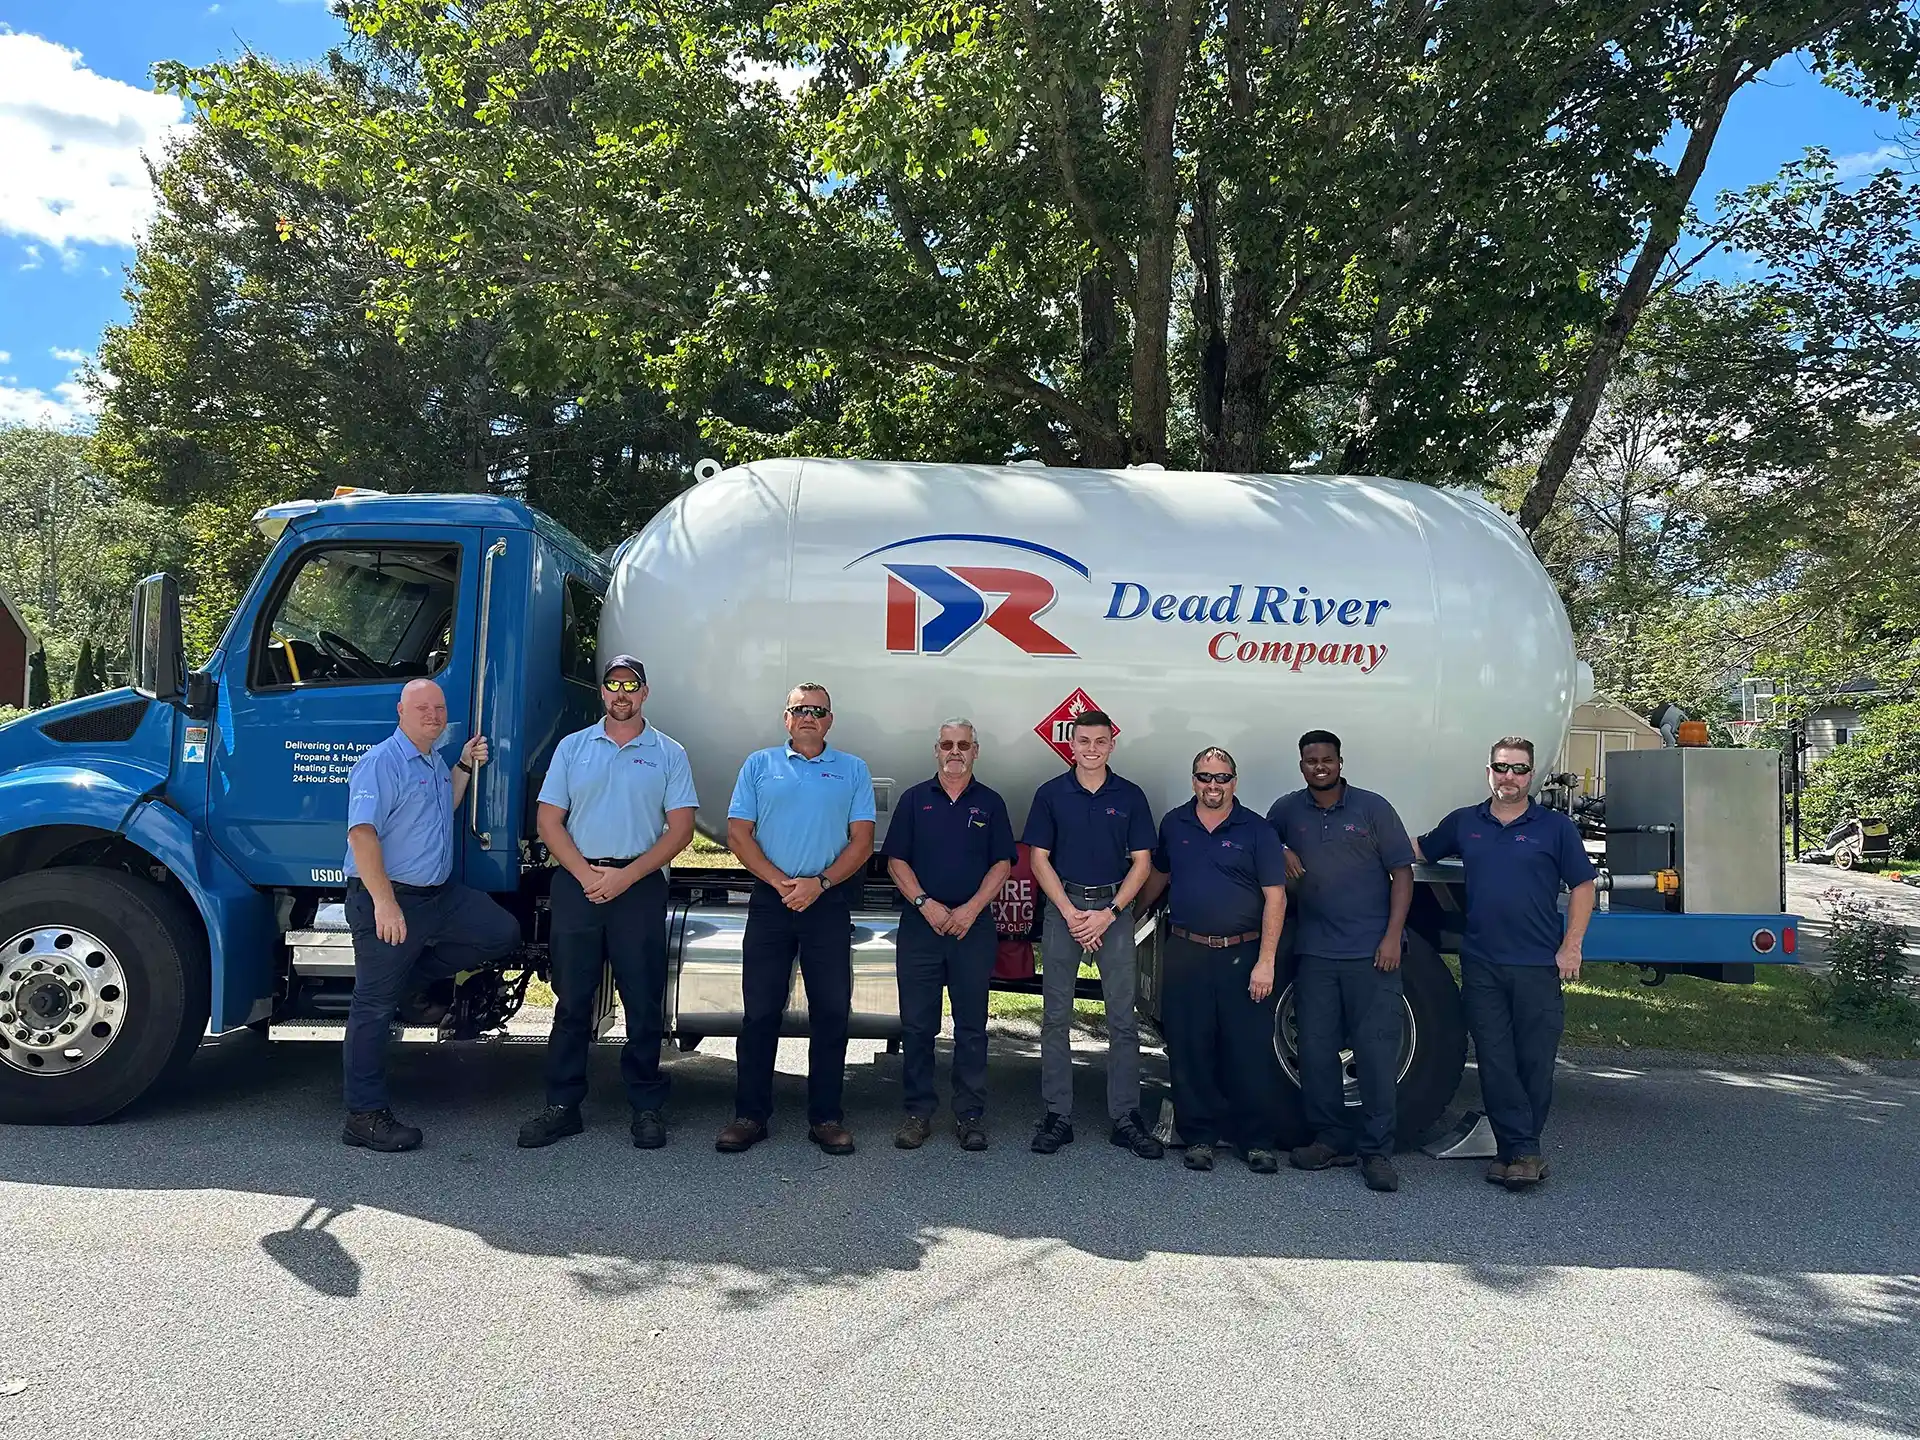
[883,718,1016,1151]
[341,679,521,1152]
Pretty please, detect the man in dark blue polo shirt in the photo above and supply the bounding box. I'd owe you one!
[883,718,1017,1152]
[1138,747,1289,1173]
[720,683,876,1156]
[1417,735,1596,1191]
[1023,709,1161,1158]
[1267,729,1415,1193]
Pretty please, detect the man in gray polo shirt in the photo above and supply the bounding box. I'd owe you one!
[1265,729,1414,1193]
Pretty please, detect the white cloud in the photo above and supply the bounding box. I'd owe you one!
[49,346,87,363]
[0,351,9,363]
[1834,144,1907,181]
[0,30,190,248]
[0,377,93,428]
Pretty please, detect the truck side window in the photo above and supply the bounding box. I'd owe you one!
[254,545,461,689]
[561,574,602,688]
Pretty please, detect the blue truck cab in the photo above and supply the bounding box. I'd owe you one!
[0,492,607,1123]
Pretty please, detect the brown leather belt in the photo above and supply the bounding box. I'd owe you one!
[1169,926,1260,948]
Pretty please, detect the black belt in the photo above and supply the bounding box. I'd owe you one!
[583,857,641,868]
[1170,926,1260,948]
[1063,882,1120,900]
[349,877,445,897]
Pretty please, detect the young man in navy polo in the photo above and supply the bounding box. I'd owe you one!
[720,683,876,1156]
[1022,709,1162,1159]
[883,719,1016,1151]
[1137,747,1289,1173]
[1416,736,1596,1191]
[1267,729,1415,1193]
[519,654,697,1150]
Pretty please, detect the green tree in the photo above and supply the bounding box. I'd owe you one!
[71,639,99,699]
[26,649,49,709]
[1804,701,1920,859]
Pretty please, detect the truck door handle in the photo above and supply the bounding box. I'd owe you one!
[470,536,508,847]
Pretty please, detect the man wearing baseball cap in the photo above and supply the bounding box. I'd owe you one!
[518,654,698,1149]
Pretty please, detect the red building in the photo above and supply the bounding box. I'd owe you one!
[0,582,40,709]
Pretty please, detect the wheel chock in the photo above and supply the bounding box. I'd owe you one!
[1422,1109,1498,1159]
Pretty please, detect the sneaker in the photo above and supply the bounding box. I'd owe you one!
[1361,1155,1400,1192]
[895,1114,934,1150]
[1030,1113,1075,1154]
[1245,1148,1280,1175]
[343,1108,423,1153]
[1110,1110,1164,1160]
[1289,1141,1358,1171]
[630,1110,666,1149]
[1504,1154,1550,1190]
[516,1104,583,1149]
[715,1117,769,1152]
[956,1115,989,1152]
[1183,1142,1215,1171]
[1485,1159,1510,1185]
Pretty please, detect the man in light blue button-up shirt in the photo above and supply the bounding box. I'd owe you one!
[717,683,875,1155]
[516,654,698,1150]
[340,679,520,1154]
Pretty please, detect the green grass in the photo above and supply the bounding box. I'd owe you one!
[1559,962,1920,1060]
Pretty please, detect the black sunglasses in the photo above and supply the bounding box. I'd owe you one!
[1193,771,1236,785]
[787,704,830,719]
[936,739,975,752]
[1489,762,1533,775]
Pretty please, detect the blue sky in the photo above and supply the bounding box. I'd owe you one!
[0,4,1913,428]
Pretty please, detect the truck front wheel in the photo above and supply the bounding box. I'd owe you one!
[1270,930,1467,1149]
[0,869,210,1124]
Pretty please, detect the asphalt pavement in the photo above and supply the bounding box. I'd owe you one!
[2,1027,1916,1440]
[1786,862,1920,973]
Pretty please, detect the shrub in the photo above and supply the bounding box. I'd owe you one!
[1814,886,1920,1026]
[1803,701,1920,860]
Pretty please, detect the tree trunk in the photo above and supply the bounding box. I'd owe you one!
[1127,0,1199,464]
[1217,265,1273,472]
[1078,264,1126,467]
[1517,50,1751,539]
[1187,167,1227,460]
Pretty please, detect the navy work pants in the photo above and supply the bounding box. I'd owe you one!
[544,867,670,1114]
[1461,958,1565,1160]
[895,907,997,1120]
[343,879,521,1113]
[1294,952,1402,1157]
[1162,934,1281,1151]
[735,879,855,1127]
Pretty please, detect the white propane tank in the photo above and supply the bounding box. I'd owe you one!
[604,459,1579,840]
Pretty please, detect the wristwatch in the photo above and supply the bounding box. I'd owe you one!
[1108,901,1122,914]
[815,873,831,889]
[454,760,473,774]
[912,893,929,909]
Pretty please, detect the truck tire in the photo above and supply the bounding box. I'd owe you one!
[1270,930,1467,1150]
[0,868,210,1125]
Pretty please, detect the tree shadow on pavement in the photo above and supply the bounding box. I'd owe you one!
[4,1026,1919,1428]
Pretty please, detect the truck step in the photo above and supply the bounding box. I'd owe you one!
[265,1019,546,1045]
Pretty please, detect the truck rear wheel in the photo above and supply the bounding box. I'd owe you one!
[0,869,210,1124]
[1270,930,1467,1149]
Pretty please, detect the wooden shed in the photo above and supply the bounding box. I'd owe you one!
[0,582,40,710]
[1554,697,1663,797]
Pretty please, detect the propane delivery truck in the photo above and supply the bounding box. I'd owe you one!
[0,459,1798,1134]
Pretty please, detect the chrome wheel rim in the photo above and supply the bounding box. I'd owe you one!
[1274,981,1419,1107]
[0,925,128,1076]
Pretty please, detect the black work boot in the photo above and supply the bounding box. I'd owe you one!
[1110,1109,1164,1160]
[343,1108,423,1152]
[1030,1113,1075,1154]
[1289,1141,1358,1171]
[630,1110,667,1149]
[517,1104,584,1149]
[1361,1155,1401,1192]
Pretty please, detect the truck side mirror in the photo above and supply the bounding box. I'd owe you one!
[130,573,186,705]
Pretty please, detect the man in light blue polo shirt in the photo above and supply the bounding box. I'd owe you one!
[518,654,698,1151]
[718,683,876,1155]
[341,678,521,1152]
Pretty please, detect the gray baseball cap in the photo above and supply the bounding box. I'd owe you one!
[600,654,647,684]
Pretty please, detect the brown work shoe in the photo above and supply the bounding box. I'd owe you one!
[894,1115,933,1149]
[810,1121,856,1155]
[1504,1154,1549,1190]
[714,1117,768,1153]
[1485,1159,1511,1185]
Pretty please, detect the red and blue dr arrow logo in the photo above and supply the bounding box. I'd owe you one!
[846,535,1089,657]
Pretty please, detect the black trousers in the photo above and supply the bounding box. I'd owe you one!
[1461,958,1565,1160]
[735,879,855,1126]
[544,867,671,1113]
[1295,952,1403,1157]
[1162,934,1282,1150]
[895,907,997,1120]
[343,879,521,1113]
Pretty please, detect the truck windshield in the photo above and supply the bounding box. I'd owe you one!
[254,545,460,688]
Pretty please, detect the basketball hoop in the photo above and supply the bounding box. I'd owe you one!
[1728,720,1761,745]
